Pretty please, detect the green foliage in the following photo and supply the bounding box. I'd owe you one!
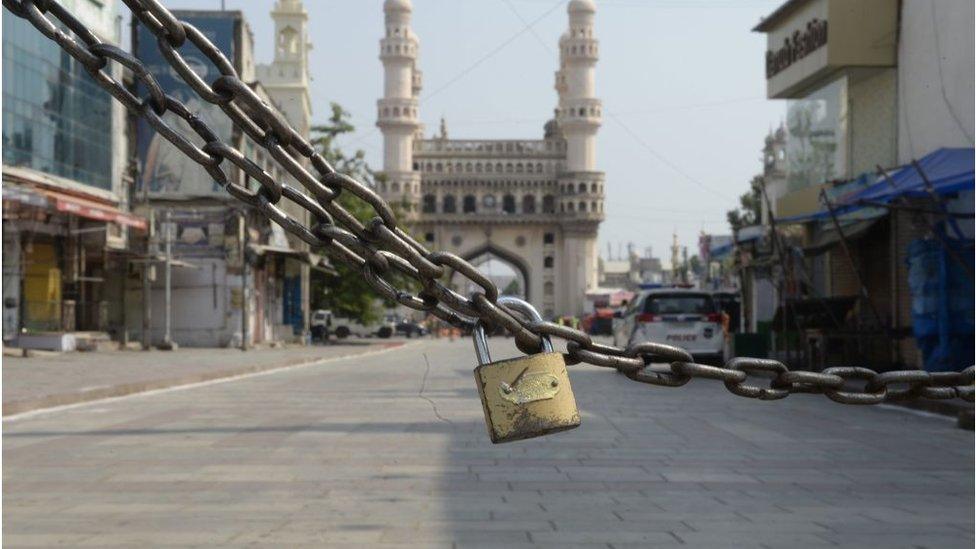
[502,279,521,296]
[308,103,389,324]
[727,174,764,232]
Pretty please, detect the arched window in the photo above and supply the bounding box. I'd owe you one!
[435,163,442,172]
[422,194,436,213]
[591,201,597,212]
[527,163,534,174]
[392,182,400,193]
[502,194,516,214]
[578,182,586,193]
[463,195,476,213]
[443,195,457,213]
[579,201,587,212]
[465,163,472,173]
[475,163,483,173]
[455,162,462,172]
[495,162,503,172]
[567,202,575,212]
[486,163,493,173]
[542,195,555,213]
[522,194,536,214]
[536,163,543,173]
[413,162,420,171]
[505,163,513,173]
[591,183,597,193]
[515,163,523,173]
[544,257,554,269]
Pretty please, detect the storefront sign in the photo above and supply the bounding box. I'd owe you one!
[765,18,828,78]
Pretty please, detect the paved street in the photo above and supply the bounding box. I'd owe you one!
[4,337,973,548]
[3,341,400,416]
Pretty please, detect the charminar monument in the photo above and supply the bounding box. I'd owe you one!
[376,0,604,317]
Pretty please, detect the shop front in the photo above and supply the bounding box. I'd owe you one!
[2,169,146,349]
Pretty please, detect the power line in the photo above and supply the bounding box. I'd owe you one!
[421,0,566,103]
[501,0,557,58]
[607,112,733,201]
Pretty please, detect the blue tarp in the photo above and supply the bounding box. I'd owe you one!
[906,238,974,372]
[841,147,974,206]
[778,147,974,223]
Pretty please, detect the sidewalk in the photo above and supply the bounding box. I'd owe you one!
[2,340,408,417]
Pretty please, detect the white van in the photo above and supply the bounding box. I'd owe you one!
[613,289,726,363]
[312,310,394,339]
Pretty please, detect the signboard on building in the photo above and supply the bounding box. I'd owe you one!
[754,0,898,99]
[135,12,240,198]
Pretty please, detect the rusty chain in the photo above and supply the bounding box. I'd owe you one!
[6,0,973,406]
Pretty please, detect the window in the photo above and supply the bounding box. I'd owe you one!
[579,201,586,212]
[422,194,436,213]
[543,232,555,244]
[542,195,555,213]
[578,183,586,193]
[463,195,476,213]
[544,256,554,268]
[643,294,717,315]
[424,232,435,243]
[443,195,457,213]
[522,195,536,214]
[502,194,515,214]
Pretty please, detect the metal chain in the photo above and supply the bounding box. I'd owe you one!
[6,0,973,406]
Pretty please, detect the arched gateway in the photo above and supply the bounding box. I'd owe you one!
[376,0,604,317]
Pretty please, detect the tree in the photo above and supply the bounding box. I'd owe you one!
[726,174,764,231]
[308,103,406,323]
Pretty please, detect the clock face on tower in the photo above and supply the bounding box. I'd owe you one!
[482,194,496,208]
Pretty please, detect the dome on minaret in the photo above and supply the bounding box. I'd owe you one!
[384,0,412,12]
[568,0,596,14]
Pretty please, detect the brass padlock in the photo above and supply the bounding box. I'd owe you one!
[472,297,581,444]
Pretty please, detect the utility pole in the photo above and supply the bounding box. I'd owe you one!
[142,209,153,350]
[159,209,177,350]
[241,211,249,351]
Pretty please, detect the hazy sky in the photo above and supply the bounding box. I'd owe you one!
[161,0,785,266]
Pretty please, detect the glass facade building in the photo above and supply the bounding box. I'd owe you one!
[2,14,113,190]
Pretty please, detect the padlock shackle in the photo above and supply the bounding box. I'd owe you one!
[473,296,553,364]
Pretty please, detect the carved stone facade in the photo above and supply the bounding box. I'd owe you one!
[377,0,603,316]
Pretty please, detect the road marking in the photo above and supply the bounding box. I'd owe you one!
[3,341,425,423]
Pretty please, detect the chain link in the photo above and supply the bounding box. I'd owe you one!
[7,0,974,406]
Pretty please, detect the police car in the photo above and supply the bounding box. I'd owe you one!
[612,288,726,363]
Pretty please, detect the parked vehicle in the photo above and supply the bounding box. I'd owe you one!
[310,309,332,342]
[328,313,393,339]
[612,289,726,363]
[396,320,428,338]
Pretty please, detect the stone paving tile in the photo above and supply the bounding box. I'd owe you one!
[3,338,973,547]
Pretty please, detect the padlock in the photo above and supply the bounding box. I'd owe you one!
[472,296,581,444]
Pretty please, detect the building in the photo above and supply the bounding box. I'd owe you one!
[129,2,322,348]
[375,0,604,318]
[752,0,974,371]
[2,0,147,350]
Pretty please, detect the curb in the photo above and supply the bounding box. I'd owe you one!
[3,341,409,418]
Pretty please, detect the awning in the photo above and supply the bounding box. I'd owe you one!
[3,185,149,230]
[843,147,974,206]
[247,244,338,275]
[44,190,148,229]
[779,148,974,224]
[802,217,883,256]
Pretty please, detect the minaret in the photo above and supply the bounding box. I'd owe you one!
[555,0,603,316]
[558,0,601,173]
[257,0,312,139]
[377,0,422,216]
